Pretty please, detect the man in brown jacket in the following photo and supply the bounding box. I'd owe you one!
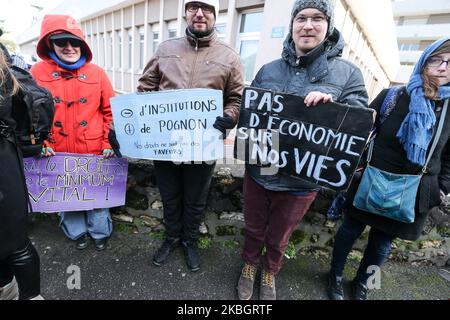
[137,0,244,272]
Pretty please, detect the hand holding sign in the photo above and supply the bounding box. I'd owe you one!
[108,128,122,157]
[304,91,333,107]
[213,114,235,138]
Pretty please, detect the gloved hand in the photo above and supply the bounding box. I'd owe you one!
[108,128,122,157]
[41,146,55,157]
[213,114,235,138]
[102,148,115,158]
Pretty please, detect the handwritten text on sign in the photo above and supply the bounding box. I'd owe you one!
[234,87,375,191]
[24,154,128,213]
[110,89,224,161]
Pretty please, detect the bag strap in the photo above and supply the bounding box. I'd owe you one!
[367,87,404,163]
[422,99,448,173]
[379,86,404,126]
[368,98,448,171]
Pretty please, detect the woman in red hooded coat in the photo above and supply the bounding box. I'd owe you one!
[31,15,115,251]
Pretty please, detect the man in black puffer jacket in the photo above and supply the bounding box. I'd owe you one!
[237,0,369,301]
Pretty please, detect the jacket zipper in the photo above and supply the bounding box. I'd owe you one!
[189,39,199,88]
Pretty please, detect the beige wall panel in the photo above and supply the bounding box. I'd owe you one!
[105,13,112,32]
[114,71,122,88]
[135,2,146,25]
[219,0,229,11]
[124,73,133,92]
[124,6,133,28]
[113,10,121,30]
[236,0,265,10]
[82,21,89,35]
[163,0,178,20]
[427,13,450,24]
[91,19,98,34]
[148,0,161,23]
[98,16,105,33]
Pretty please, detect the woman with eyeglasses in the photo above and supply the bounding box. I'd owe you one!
[30,15,115,251]
[0,43,42,300]
[327,38,450,300]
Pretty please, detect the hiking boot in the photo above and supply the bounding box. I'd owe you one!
[76,234,89,250]
[152,237,180,266]
[182,240,200,272]
[237,263,257,300]
[327,272,344,300]
[0,277,19,300]
[351,280,368,300]
[259,269,276,300]
[94,237,108,251]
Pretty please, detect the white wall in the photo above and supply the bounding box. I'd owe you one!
[397,24,450,41]
[393,0,450,16]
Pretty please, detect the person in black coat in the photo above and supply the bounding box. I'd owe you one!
[327,37,450,300]
[0,44,42,300]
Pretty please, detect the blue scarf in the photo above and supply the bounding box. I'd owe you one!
[49,51,86,70]
[396,37,450,166]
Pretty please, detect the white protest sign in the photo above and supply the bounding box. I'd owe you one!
[110,89,224,162]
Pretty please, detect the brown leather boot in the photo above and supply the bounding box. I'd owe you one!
[237,263,257,300]
[259,269,276,300]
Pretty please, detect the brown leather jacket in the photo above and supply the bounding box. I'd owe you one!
[137,30,244,124]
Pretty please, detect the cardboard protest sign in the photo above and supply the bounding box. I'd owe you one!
[235,87,375,191]
[110,89,224,162]
[24,153,128,213]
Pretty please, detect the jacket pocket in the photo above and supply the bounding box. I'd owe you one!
[83,131,103,154]
[160,54,182,59]
[206,60,232,70]
[159,55,182,66]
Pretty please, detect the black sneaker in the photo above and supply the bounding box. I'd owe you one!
[351,280,368,300]
[94,237,108,251]
[152,237,180,266]
[76,234,89,250]
[182,240,200,272]
[327,272,344,300]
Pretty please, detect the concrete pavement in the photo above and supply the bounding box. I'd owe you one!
[29,215,450,300]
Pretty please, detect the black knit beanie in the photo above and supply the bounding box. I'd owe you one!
[290,0,335,37]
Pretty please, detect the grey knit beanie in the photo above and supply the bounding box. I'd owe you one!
[290,0,335,37]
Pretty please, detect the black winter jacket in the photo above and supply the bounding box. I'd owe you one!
[247,29,369,192]
[0,50,29,258]
[348,88,450,240]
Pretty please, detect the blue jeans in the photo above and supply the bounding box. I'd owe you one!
[330,215,395,284]
[59,208,112,240]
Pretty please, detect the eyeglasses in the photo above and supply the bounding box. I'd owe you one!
[52,38,82,48]
[186,3,214,14]
[427,57,450,69]
[295,15,327,26]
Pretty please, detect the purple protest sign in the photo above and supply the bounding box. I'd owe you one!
[23,153,128,213]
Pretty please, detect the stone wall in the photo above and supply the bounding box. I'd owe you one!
[112,160,450,267]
